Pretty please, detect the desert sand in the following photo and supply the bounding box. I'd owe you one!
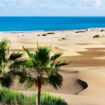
[1,29,105,105]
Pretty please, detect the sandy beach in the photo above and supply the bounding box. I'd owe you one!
[1,29,105,105]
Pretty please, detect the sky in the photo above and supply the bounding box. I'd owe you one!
[0,0,105,16]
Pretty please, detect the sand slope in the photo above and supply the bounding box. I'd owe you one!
[1,30,105,105]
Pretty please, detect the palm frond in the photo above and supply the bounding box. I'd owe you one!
[0,39,10,50]
[0,75,13,88]
[55,61,68,67]
[18,72,28,84]
[23,47,33,57]
[0,40,10,63]
[48,61,68,74]
[9,60,26,69]
[48,73,63,89]
[25,58,35,68]
[50,53,62,61]
[35,47,51,66]
[9,52,23,61]
[0,61,10,73]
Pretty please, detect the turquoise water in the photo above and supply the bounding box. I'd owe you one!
[0,17,105,32]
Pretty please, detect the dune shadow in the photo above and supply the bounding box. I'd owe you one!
[76,79,88,95]
[59,48,105,67]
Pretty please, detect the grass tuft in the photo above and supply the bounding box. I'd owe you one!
[0,88,68,105]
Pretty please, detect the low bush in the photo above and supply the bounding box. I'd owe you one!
[0,88,68,105]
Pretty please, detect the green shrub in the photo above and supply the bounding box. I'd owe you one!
[0,88,68,105]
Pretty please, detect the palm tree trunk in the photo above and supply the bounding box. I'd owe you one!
[36,78,42,105]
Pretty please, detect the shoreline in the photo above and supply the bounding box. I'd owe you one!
[0,28,105,34]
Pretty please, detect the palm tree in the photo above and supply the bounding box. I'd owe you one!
[19,45,68,105]
[0,39,24,88]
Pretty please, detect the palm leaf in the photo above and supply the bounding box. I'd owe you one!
[9,60,26,69]
[48,73,63,89]
[0,40,10,63]
[9,52,23,61]
[23,47,33,57]
[34,47,51,66]
[50,53,62,61]
[55,61,68,67]
[18,72,28,84]
[0,75,13,88]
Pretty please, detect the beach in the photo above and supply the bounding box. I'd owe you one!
[1,29,105,105]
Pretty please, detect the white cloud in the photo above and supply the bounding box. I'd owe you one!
[21,0,32,7]
[82,0,102,6]
[0,0,105,16]
[0,0,103,9]
[95,0,102,6]
[0,0,33,7]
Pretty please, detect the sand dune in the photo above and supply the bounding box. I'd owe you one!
[1,30,105,105]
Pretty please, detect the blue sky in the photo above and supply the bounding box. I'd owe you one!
[0,0,105,16]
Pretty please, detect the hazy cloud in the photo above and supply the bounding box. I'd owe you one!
[82,0,102,6]
[0,0,103,8]
[0,0,104,16]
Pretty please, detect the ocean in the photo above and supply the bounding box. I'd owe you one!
[0,17,105,32]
